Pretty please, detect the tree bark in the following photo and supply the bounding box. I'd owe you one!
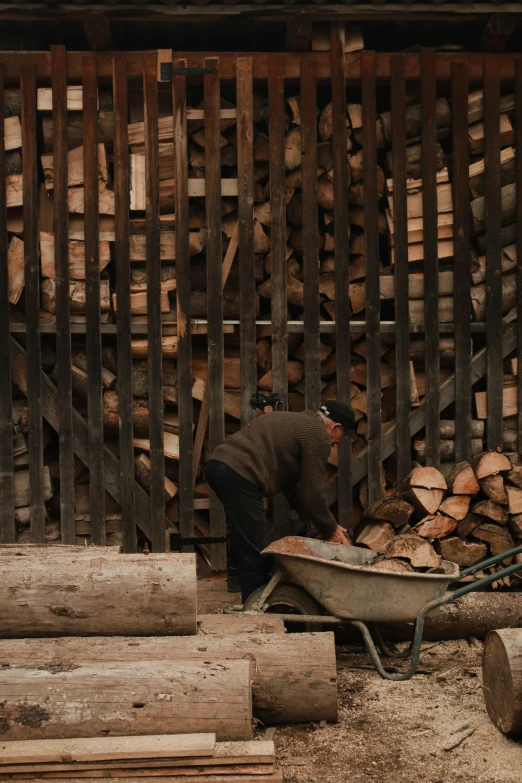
[0,549,197,637]
[0,632,337,725]
[0,660,252,741]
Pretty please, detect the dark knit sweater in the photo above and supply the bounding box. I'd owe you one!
[210,410,337,537]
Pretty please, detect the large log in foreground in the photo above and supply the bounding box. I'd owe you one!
[0,548,197,637]
[385,593,522,641]
[0,660,252,742]
[0,632,337,725]
[483,628,522,736]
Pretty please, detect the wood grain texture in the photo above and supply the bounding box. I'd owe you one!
[331,23,352,529]
[0,549,197,637]
[483,628,522,736]
[237,57,257,427]
[421,48,440,468]
[0,66,14,542]
[0,660,250,741]
[484,55,503,449]
[362,51,382,504]
[0,631,337,725]
[144,55,165,551]
[20,65,44,540]
[83,55,105,545]
[205,57,226,568]
[516,58,522,459]
[173,59,194,548]
[390,54,410,488]
[452,61,472,463]
[113,56,136,553]
[301,57,321,413]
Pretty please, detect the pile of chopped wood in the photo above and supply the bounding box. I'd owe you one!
[356,451,522,586]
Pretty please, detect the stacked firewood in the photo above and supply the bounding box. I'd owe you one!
[356,451,522,586]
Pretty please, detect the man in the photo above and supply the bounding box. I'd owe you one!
[207,400,355,602]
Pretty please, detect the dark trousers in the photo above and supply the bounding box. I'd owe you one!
[206,459,271,602]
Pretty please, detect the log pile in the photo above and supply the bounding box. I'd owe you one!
[355,452,521,586]
[0,735,281,781]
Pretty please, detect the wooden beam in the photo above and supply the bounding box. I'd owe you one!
[286,14,312,52]
[479,14,517,52]
[83,14,112,51]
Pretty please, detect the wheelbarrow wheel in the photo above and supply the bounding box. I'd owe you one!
[243,583,322,632]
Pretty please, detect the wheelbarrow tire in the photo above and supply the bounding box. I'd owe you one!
[243,583,322,632]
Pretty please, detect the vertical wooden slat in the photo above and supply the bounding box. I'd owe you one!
[484,55,503,450]
[0,66,14,543]
[83,56,105,545]
[237,57,256,427]
[361,51,382,504]
[173,58,194,549]
[20,65,44,542]
[421,48,440,469]
[205,56,226,569]
[52,46,75,544]
[390,54,410,488]
[517,58,522,459]
[269,53,289,536]
[144,55,165,552]
[452,61,472,463]
[330,23,351,530]
[301,57,321,413]
[113,56,136,553]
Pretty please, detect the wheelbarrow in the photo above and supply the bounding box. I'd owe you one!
[241,536,522,681]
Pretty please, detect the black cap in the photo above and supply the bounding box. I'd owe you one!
[319,400,356,433]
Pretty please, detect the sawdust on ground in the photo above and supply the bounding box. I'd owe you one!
[258,639,522,783]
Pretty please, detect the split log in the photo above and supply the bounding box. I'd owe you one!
[41,112,114,153]
[469,146,515,199]
[0,660,252,741]
[0,549,197,637]
[472,523,514,556]
[406,465,447,491]
[447,462,480,495]
[41,144,109,191]
[0,632,337,725]
[134,453,178,502]
[363,496,413,528]
[41,279,111,315]
[8,236,24,305]
[380,98,451,143]
[14,467,53,509]
[414,514,457,540]
[480,475,508,505]
[468,113,513,156]
[73,352,116,390]
[507,467,522,490]
[356,521,395,553]
[258,363,304,390]
[483,628,522,736]
[103,392,152,437]
[383,536,441,569]
[468,89,515,124]
[403,487,443,517]
[506,486,522,515]
[385,141,445,180]
[439,495,471,521]
[40,233,111,280]
[5,115,21,151]
[457,513,484,539]
[437,537,487,568]
[371,558,414,573]
[471,183,515,234]
[472,500,509,525]
[472,451,512,479]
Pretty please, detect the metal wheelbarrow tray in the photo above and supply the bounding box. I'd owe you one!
[244,536,522,681]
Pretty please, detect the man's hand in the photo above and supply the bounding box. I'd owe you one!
[325,525,352,546]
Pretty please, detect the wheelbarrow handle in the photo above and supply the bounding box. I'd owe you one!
[459,543,522,578]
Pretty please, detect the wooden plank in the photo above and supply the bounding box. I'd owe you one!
[0,734,217,765]
[301,57,321,413]
[10,337,157,540]
[452,61,472,463]
[173,58,194,551]
[51,47,75,544]
[517,58,522,459]
[20,65,44,542]
[144,55,165,552]
[421,48,440,469]
[390,54,410,488]
[268,52,290,537]
[484,55,503,449]
[113,56,136,553]
[0,67,14,543]
[205,56,226,569]
[82,56,105,546]
[362,50,382,504]
[331,23,352,529]
[236,57,256,427]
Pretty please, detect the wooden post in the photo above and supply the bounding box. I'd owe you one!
[113,55,136,553]
[0,66,14,543]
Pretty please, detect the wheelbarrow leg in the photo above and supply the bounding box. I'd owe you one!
[350,618,425,681]
[370,623,414,659]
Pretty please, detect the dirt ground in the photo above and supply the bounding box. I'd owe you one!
[198,576,522,783]
[265,640,522,783]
